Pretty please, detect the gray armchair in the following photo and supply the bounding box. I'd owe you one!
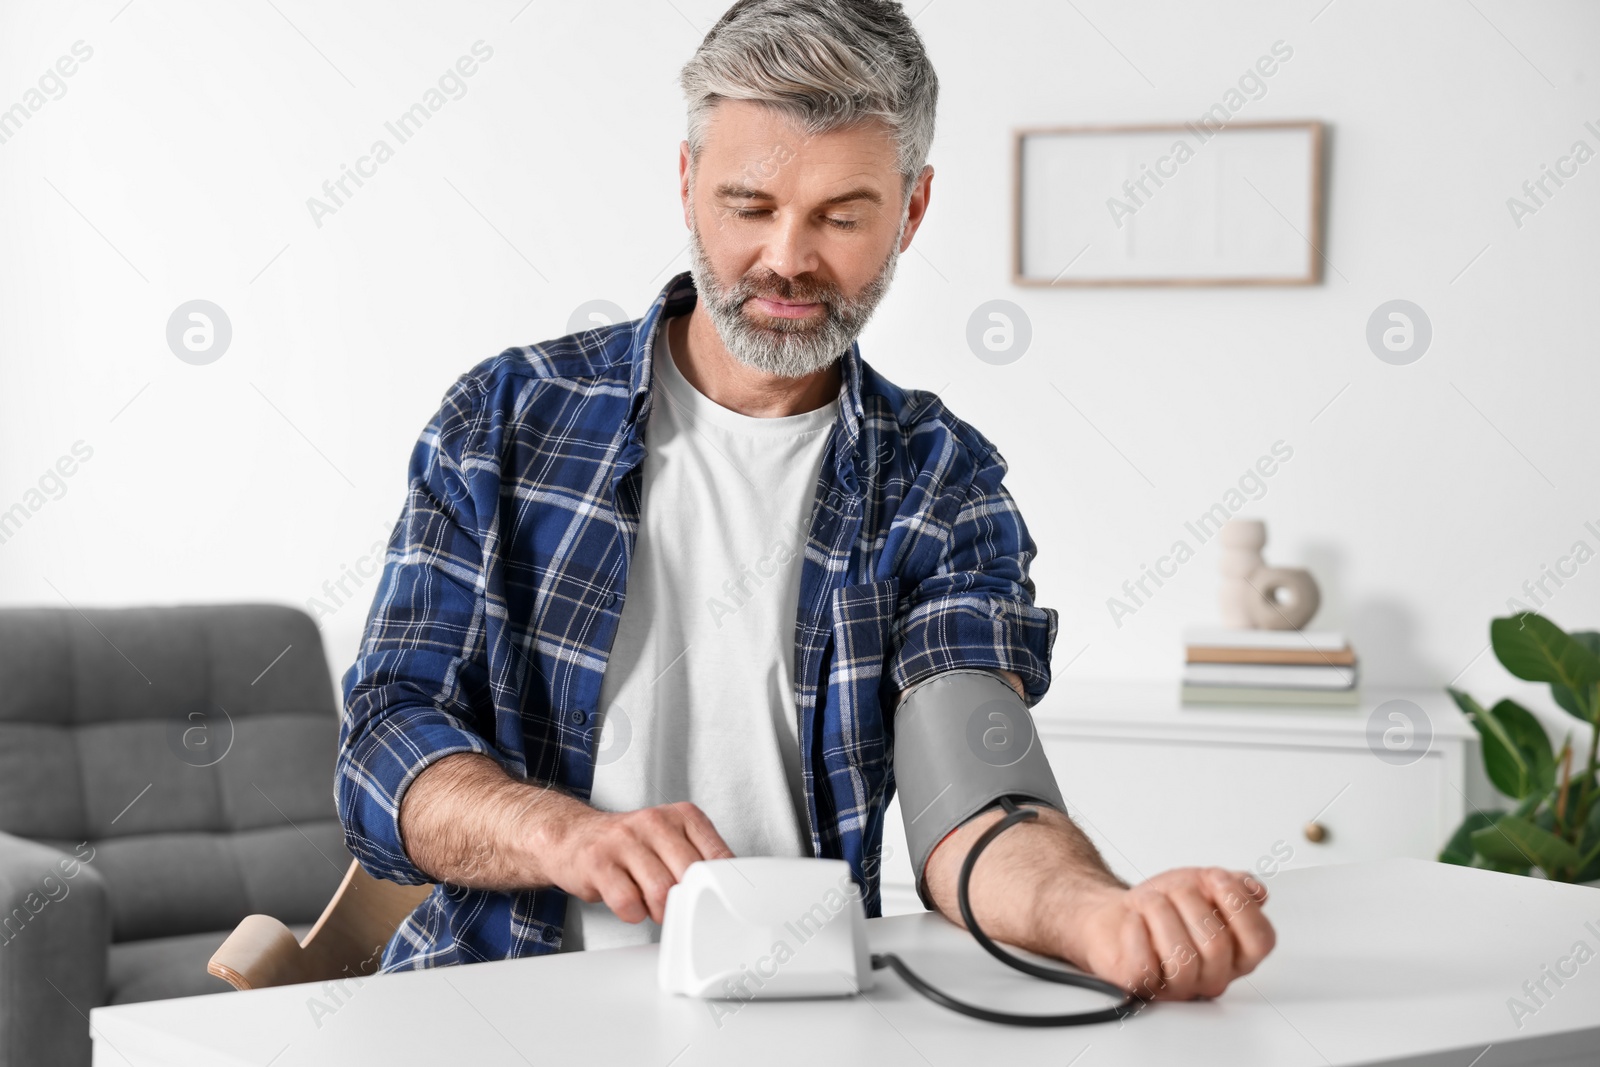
[0,603,352,1066]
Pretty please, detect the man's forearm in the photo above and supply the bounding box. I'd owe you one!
[922,802,1128,966]
[398,751,580,891]
[394,750,735,923]
[897,669,1123,958]
[902,668,1125,957]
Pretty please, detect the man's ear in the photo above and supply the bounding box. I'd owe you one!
[897,164,934,253]
[679,140,694,227]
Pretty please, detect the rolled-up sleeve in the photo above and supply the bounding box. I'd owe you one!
[335,377,499,886]
[888,446,1060,707]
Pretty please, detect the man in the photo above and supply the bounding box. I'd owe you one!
[335,0,1274,1002]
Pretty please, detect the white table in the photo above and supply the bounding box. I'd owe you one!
[91,859,1600,1066]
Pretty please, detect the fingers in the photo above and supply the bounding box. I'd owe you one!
[617,841,677,924]
[575,803,736,926]
[1169,882,1233,998]
[651,821,707,881]
[1116,907,1162,1000]
[593,862,647,924]
[591,843,681,925]
[1131,869,1277,999]
[626,806,699,883]
[671,801,735,861]
[1206,869,1276,975]
[1135,892,1203,999]
[1117,867,1277,1000]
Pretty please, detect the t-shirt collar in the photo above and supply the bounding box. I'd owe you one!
[624,270,868,489]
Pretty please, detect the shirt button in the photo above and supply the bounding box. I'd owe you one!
[603,592,619,606]
[569,709,587,725]
[542,926,559,943]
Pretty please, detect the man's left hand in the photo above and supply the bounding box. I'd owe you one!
[1055,866,1275,1000]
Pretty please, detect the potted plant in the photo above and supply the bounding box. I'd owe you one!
[1441,612,1600,883]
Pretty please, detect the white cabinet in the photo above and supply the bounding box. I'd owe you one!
[878,681,1476,916]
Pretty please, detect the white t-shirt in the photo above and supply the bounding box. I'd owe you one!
[561,314,839,951]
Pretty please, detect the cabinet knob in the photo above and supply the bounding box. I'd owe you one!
[1303,821,1328,844]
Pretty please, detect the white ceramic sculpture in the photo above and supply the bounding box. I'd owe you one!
[1218,519,1320,630]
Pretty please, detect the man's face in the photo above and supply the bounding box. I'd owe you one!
[680,99,931,379]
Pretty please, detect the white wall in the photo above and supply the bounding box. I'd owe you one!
[2,0,1597,752]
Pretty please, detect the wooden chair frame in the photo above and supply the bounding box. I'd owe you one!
[208,860,432,991]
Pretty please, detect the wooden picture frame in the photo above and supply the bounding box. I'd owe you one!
[1012,120,1326,287]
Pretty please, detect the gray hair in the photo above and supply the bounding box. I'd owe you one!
[678,0,938,203]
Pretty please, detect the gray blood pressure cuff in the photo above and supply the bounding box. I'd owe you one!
[894,668,1066,909]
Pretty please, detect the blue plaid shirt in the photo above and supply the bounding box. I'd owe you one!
[336,269,1060,972]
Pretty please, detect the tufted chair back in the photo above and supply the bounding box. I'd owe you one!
[0,603,350,943]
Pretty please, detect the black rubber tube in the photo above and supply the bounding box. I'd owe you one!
[870,799,1139,1027]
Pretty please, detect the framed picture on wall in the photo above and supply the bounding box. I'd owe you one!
[1013,120,1326,287]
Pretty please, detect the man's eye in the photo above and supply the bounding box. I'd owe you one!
[729,207,859,230]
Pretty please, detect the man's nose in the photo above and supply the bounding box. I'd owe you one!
[758,211,821,283]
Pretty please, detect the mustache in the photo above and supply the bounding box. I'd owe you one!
[734,274,835,306]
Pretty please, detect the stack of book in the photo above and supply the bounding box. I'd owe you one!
[1181,626,1359,705]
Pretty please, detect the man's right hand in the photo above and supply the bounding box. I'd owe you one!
[398,753,735,920]
[545,801,734,925]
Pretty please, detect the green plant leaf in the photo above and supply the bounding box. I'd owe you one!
[1446,686,1488,721]
[1451,687,1536,799]
[1552,687,1588,720]
[1439,810,1499,865]
[1490,699,1557,797]
[1492,615,1600,723]
[1512,790,1546,820]
[1470,854,1532,877]
[1550,631,1600,721]
[1471,815,1582,877]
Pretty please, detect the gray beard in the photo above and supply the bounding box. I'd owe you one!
[684,209,904,380]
